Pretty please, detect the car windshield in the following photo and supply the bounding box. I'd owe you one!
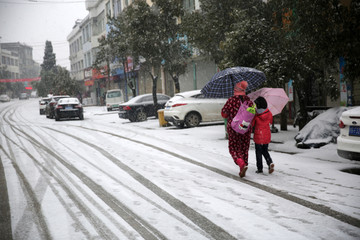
[107,91,121,98]
[54,96,69,101]
[127,95,151,104]
[193,93,205,98]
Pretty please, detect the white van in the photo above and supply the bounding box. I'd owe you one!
[105,89,125,111]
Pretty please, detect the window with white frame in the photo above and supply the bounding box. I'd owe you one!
[83,24,91,43]
[106,2,111,18]
[117,0,121,15]
[84,51,92,68]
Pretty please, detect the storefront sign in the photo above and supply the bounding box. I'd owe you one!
[84,68,92,79]
[125,56,133,72]
[85,79,95,86]
[288,79,294,102]
[339,57,347,106]
[0,77,41,83]
[92,66,108,79]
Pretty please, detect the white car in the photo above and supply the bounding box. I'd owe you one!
[337,106,360,161]
[0,94,11,102]
[106,89,125,111]
[39,97,51,115]
[164,90,227,128]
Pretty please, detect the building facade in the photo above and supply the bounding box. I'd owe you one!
[67,0,215,106]
[1,42,40,79]
[0,42,40,97]
[1,48,20,79]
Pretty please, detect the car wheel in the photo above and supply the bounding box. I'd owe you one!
[184,112,201,127]
[136,110,147,122]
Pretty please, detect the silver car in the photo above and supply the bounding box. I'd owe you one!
[0,94,10,102]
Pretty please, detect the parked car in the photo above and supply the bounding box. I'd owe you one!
[39,97,51,115]
[30,91,37,98]
[118,93,170,122]
[106,89,125,111]
[0,94,11,102]
[45,95,70,119]
[164,90,227,128]
[337,106,360,161]
[54,97,84,121]
[19,93,29,100]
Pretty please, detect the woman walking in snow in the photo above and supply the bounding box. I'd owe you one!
[221,81,254,178]
[252,96,275,174]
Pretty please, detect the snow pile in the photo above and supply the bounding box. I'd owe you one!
[294,107,349,148]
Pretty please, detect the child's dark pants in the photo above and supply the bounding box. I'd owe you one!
[255,144,273,171]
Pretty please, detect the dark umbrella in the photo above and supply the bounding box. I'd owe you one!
[201,67,266,98]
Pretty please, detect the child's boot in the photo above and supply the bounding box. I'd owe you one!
[269,163,275,174]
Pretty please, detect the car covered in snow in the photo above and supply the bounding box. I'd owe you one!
[294,107,349,149]
[54,97,84,121]
[163,90,227,128]
[337,106,360,161]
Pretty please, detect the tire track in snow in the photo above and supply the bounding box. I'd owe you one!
[35,127,212,239]
[0,105,13,240]
[0,140,52,240]
[13,108,212,239]
[1,108,119,239]
[77,126,360,229]
[0,135,135,240]
[44,127,238,240]
[0,152,13,240]
[2,107,168,240]
[1,105,52,240]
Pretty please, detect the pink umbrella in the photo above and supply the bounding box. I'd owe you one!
[248,88,289,115]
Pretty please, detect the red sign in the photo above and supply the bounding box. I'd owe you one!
[92,66,108,79]
[125,56,133,72]
[85,79,95,86]
[0,77,41,83]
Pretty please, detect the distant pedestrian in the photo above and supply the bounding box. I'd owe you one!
[252,96,275,174]
[221,81,254,178]
[77,91,83,104]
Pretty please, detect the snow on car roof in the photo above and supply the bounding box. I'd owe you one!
[58,98,79,104]
[341,106,360,117]
[174,90,201,98]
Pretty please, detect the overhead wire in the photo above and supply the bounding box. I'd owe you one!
[0,0,96,4]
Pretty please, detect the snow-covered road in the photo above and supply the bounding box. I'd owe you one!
[1,99,359,239]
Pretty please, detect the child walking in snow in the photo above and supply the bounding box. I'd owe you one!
[252,97,275,174]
